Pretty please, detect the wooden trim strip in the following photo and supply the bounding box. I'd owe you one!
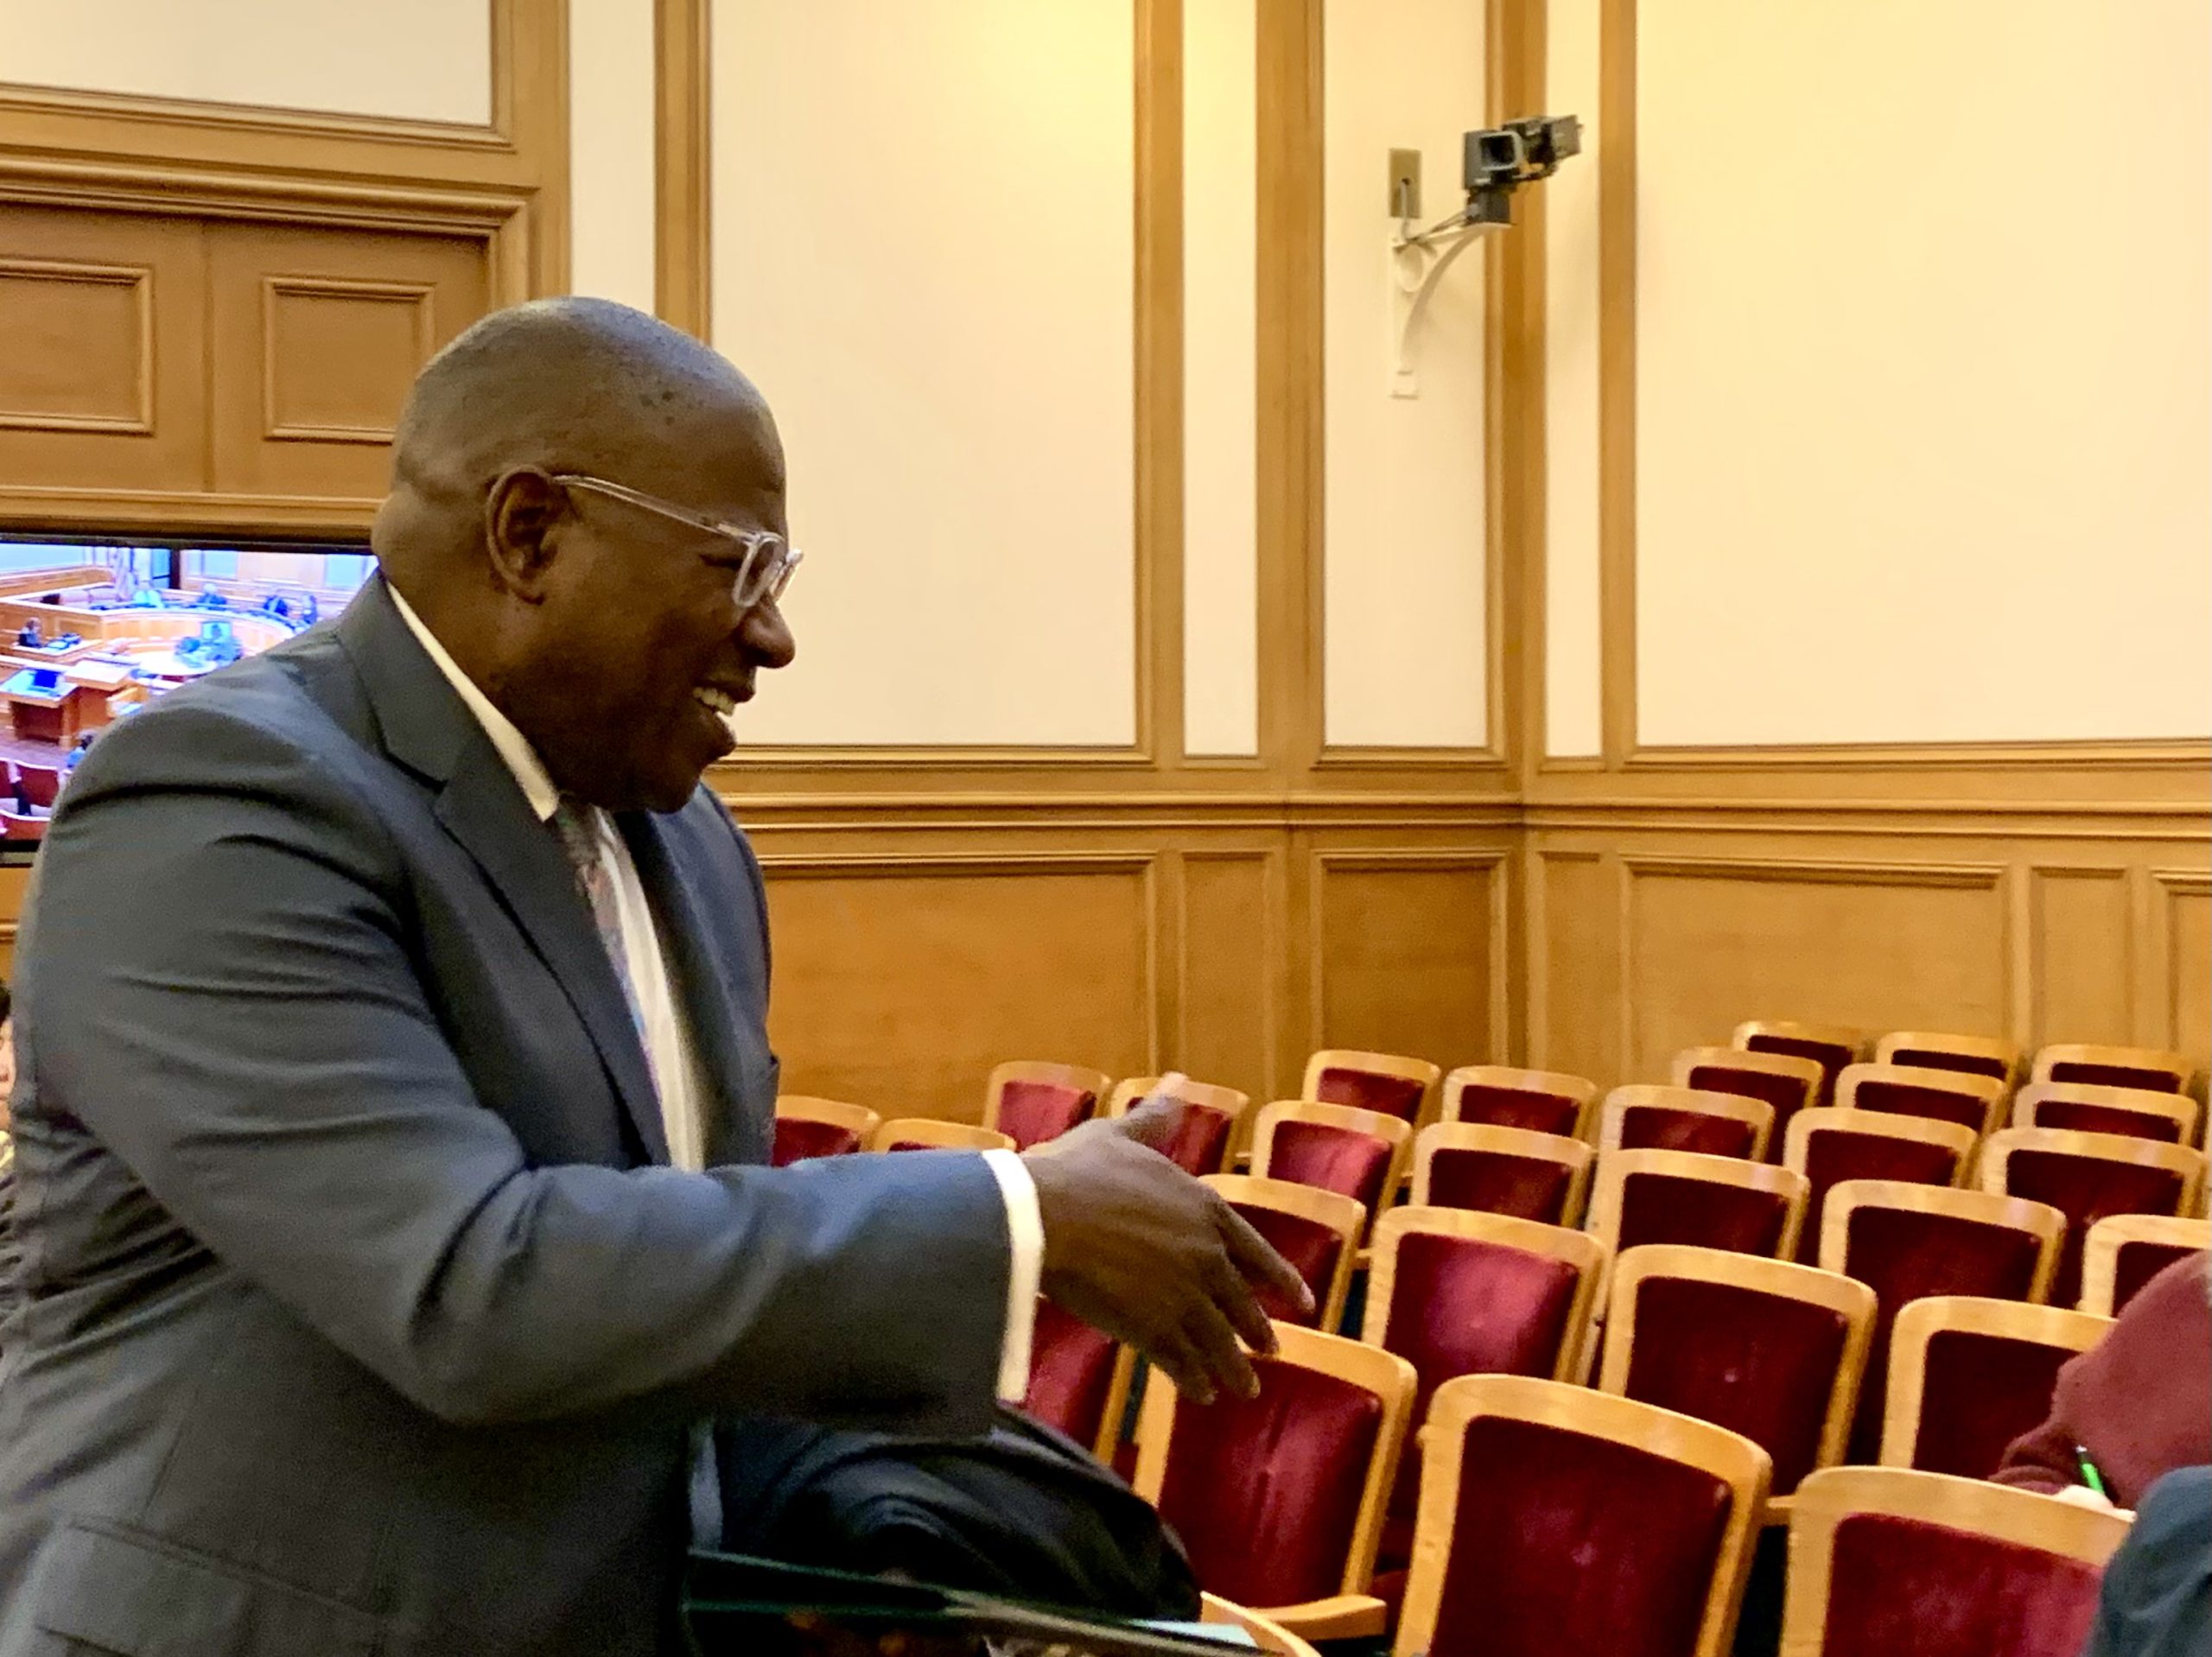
[653,0,713,339]
[1595,0,1637,766]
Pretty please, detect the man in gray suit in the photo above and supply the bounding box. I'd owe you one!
[0,299,1301,1655]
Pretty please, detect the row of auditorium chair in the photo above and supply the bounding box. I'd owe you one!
[772,1032,2204,1654]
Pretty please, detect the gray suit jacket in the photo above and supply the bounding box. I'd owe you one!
[0,577,1011,1656]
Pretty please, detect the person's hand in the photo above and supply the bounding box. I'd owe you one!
[2053,1483,2119,1514]
[1020,1079,1312,1406]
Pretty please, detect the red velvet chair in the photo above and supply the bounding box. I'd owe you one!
[2011,1081,2196,1146]
[1302,1049,1442,1130]
[1817,1180,2066,1463]
[1835,1061,2008,1140]
[1136,1322,1416,1645]
[1878,1297,2110,1480]
[1588,1151,1808,1268]
[1251,1101,1414,1233]
[1440,1065,1599,1142]
[1781,1108,1975,1266]
[1782,1467,2128,1657]
[0,807,45,842]
[1732,1020,1865,1111]
[1598,1246,1874,1514]
[16,762,62,810]
[982,1060,1109,1150]
[1391,1374,1770,1657]
[1872,1030,2020,1089]
[869,1117,1016,1153]
[1672,1047,1822,1156]
[1412,1123,1593,1227]
[2031,1041,2196,1098]
[1361,1208,1607,1603]
[1600,1085,1774,1162]
[1201,1173,1364,1330]
[2077,1212,2210,1316]
[770,1096,883,1166]
[1979,1126,2206,1308]
[1020,1299,1136,1460]
[1103,1075,1249,1175]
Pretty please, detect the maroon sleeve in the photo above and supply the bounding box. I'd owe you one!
[1991,1381,2088,1497]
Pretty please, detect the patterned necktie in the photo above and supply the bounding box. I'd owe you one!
[549,796,657,1089]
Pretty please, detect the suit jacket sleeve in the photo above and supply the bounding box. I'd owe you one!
[22,703,1011,1433]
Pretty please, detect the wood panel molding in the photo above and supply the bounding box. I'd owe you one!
[652,0,712,338]
[259,276,435,444]
[0,256,153,435]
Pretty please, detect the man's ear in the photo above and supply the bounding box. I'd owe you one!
[484,468,568,602]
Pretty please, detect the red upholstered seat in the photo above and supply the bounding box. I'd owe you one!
[1020,1302,1121,1451]
[1154,1354,1384,1609]
[1850,1076,1991,1133]
[1268,1120,1396,1215]
[1621,1277,1848,1496]
[1839,1209,2044,1462]
[1448,1082,1580,1138]
[1422,1415,1734,1657]
[2046,1058,2184,1093]
[1817,1512,2104,1657]
[1904,1330,2071,1480]
[1424,1147,1575,1224]
[1313,1065,1426,1123]
[994,1079,1096,1150]
[1149,1101,1236,1175]
[1617,1172,1790,1257]
[1376,1235,1581,1521]
[2112,1237,2200,1313]
[771,1116,862,1166]
[1742,1033,1857,1109]
[1225,1201,1344,1327]
[1999,1151,2186,1308]
[1684,1062,1812,1146]
[1796,1129,1962,1264]
[2031,1099,2185,1143]
[1621,1107,1759,1160]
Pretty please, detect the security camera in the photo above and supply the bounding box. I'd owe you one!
[1461,114,1581,225]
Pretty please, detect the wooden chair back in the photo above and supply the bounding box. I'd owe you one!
[1411,1122,1594,1227]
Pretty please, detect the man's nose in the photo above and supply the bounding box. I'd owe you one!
[740,595,796,669]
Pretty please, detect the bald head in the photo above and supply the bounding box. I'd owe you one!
[372,297,796,811]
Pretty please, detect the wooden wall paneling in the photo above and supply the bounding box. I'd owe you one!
[1136,0,1186,770]
[1530,846,1620,1082]
[1307,848,1510,1071]
[1255,0,1323,782]
[207,221,491,501]
[2028,866,2133,1051]
[2151,868,2211,1088]
[652,0,712,337]
[0,205,205,494]
[1618,853,2008,1089]
[756,852,1160,1123]
[1175,846,1285,1103]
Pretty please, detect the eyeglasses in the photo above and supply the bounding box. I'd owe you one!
[549,473,802,610]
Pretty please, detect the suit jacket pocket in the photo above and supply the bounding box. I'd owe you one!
[27,1520,383,1657]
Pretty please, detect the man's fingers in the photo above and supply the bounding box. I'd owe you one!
[1205,1248,1281,1359]
[1215,1197,1315,1317]
[1146,1324,1217,1407]
[1181,1299,1262,1402]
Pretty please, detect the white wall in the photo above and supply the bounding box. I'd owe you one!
[0,0,493,126]
[708,0,1136,748]
[1634,0,2212,746]
[567,0,658,314]
[1182,0,1260,757]
[1541,0,1602,757]
[1322,0,1489,749]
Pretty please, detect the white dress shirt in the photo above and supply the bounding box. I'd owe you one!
[390,589,1039,1398]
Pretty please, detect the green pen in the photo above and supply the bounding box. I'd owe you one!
[2074,1444,2109,1501]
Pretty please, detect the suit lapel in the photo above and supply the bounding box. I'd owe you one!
[335,579,670,1165]
[621,809,771,1168]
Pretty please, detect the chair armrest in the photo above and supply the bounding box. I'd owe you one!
[1265,1594,1388,1641]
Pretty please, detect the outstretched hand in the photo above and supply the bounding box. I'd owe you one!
[1021,1078,1312,1405]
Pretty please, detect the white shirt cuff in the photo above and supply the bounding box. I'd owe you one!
[981,1148,1043,1403]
